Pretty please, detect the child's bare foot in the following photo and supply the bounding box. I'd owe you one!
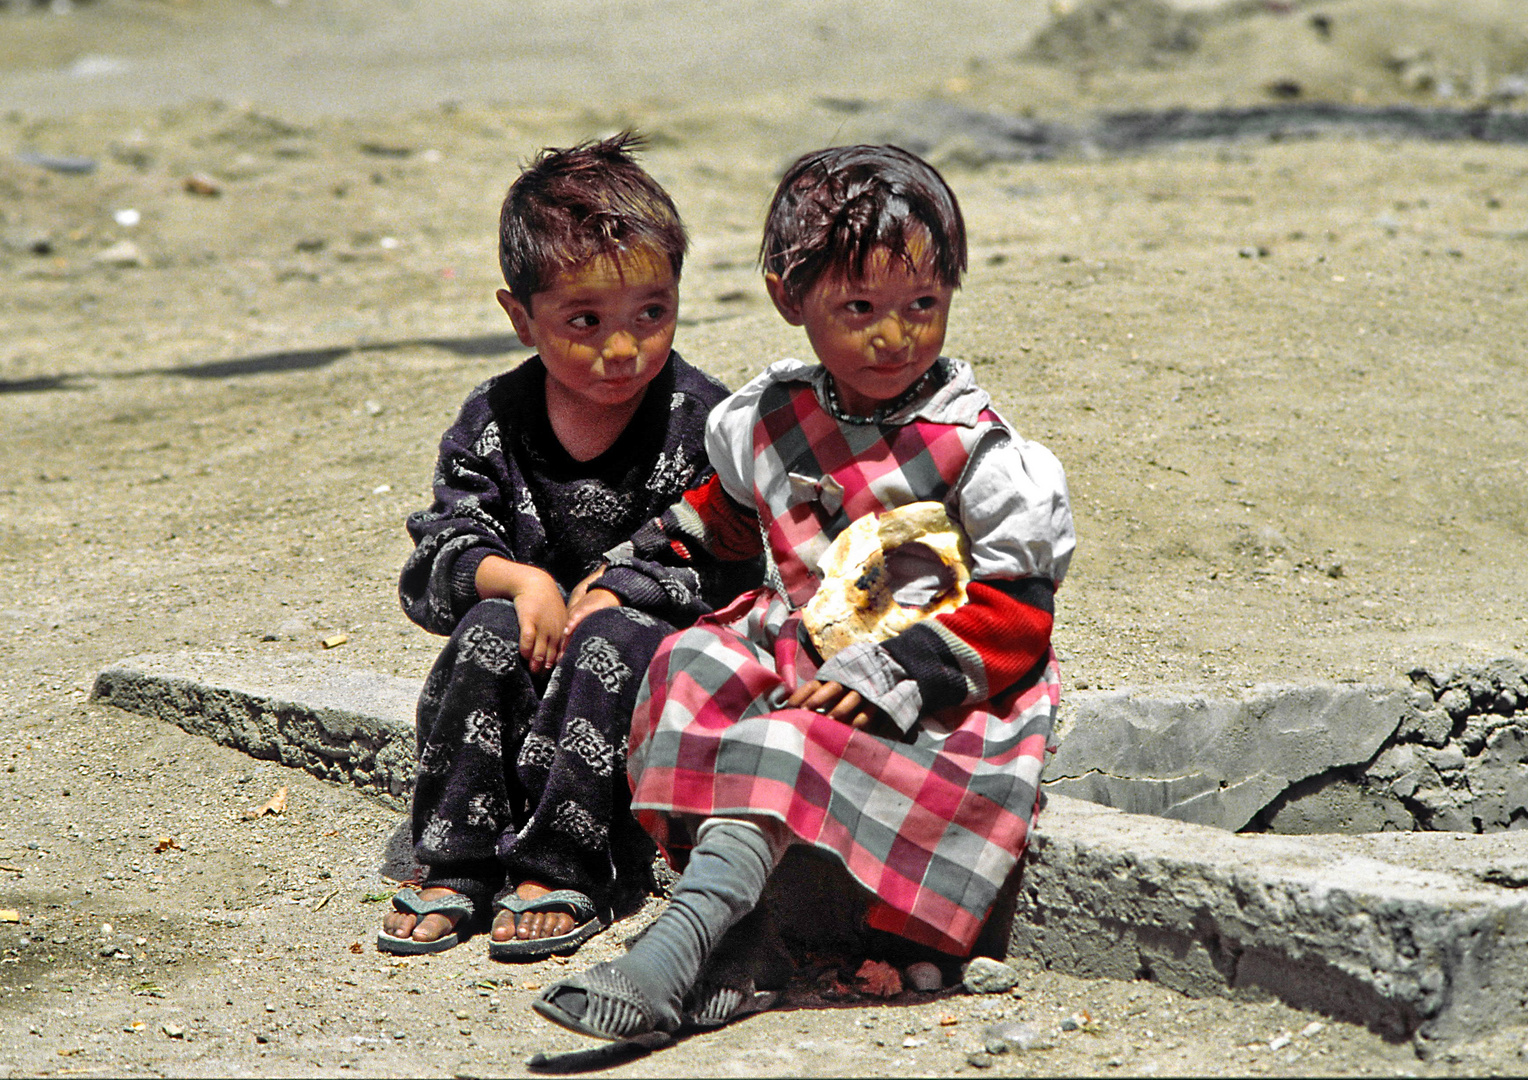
[487,882,609,960]
[492,881,575,942]
[380,886,468,945]
[376,885,477,955]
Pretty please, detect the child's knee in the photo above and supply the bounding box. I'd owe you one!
[459,596,520,633]
[450,597,523,645]
[568,605,674,656]
[442,598,527,673]
[566,604,628,639]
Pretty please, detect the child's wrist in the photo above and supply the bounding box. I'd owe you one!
[475,555,554,600]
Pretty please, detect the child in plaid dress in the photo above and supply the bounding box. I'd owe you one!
[534,144,1075,1040]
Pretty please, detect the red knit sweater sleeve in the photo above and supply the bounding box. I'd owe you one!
[673,475,764,562]
[880,578,1054,711]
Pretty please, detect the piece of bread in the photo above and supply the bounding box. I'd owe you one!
[803,501,973,660]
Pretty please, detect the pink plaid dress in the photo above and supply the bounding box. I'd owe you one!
[627,359,1073,954]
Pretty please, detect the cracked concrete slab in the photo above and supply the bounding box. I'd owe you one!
[1045,685,1416,830]
[90,651,1528,1044]
[1048,662,1528,837]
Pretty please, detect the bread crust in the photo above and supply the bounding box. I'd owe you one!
[803,501,973,660]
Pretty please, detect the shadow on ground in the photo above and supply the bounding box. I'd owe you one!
[0,333,528,394]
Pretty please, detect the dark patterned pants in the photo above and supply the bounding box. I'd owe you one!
[411,600,673,913]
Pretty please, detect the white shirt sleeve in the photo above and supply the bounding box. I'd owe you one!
[954,425,1076,587]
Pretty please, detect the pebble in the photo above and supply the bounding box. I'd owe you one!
[0,227,52,255]
[93,240,145,269]
[983,1019,1050,1053]
[161,1023,184,1039]
[905,960,942,991]
[183,173,222,196]
[15,151,96,175]
[962,956,1020,994]
[966,1050,994,1068]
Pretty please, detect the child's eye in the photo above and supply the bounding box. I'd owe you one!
[844,299,874,315]
[568,313,599,330]
[640,303,670,322]
[909,295,939,312]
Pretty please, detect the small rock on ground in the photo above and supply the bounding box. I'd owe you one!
[963,956,1021,994]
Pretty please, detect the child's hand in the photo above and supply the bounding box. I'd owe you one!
[785,680,896,737]
[512,576,570,673]
[474,557,568,673]
[566,564,607,611]
[564,587,621,642]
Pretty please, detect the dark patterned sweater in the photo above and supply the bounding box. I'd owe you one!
[399,351,759,636]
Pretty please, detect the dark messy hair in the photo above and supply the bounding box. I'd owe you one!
[760,144,966,304]
[499,131,687,309]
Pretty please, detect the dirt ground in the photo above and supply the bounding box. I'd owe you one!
[3,0,1528,1075]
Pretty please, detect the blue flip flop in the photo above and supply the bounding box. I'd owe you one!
[376,888,475,955]
[489,888,610,961]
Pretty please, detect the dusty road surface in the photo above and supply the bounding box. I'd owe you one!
[3,0,1528,1075]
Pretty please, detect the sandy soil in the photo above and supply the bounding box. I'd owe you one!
[2,0,1528,1075]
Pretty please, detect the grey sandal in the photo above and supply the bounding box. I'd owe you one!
[681,906,789,1029]
[376,888,475,955]
[490,888,609,961]
[683,976,778,1029]
[533,962,669,1041]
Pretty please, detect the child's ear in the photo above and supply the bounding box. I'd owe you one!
[763,272,804,326]
[496,289,538,348]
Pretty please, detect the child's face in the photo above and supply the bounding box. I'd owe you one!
[766,238,953,417]
[497,245,678,411]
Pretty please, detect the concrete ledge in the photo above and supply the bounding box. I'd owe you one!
[91,651,418,808]
[91,652,1528,1043]
[1022,795,1528,1045]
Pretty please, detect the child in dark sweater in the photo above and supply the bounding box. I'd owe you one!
[380,133,756,960]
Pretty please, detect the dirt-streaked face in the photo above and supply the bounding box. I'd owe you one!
[767,234,954,417]
[498,244,678,411]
